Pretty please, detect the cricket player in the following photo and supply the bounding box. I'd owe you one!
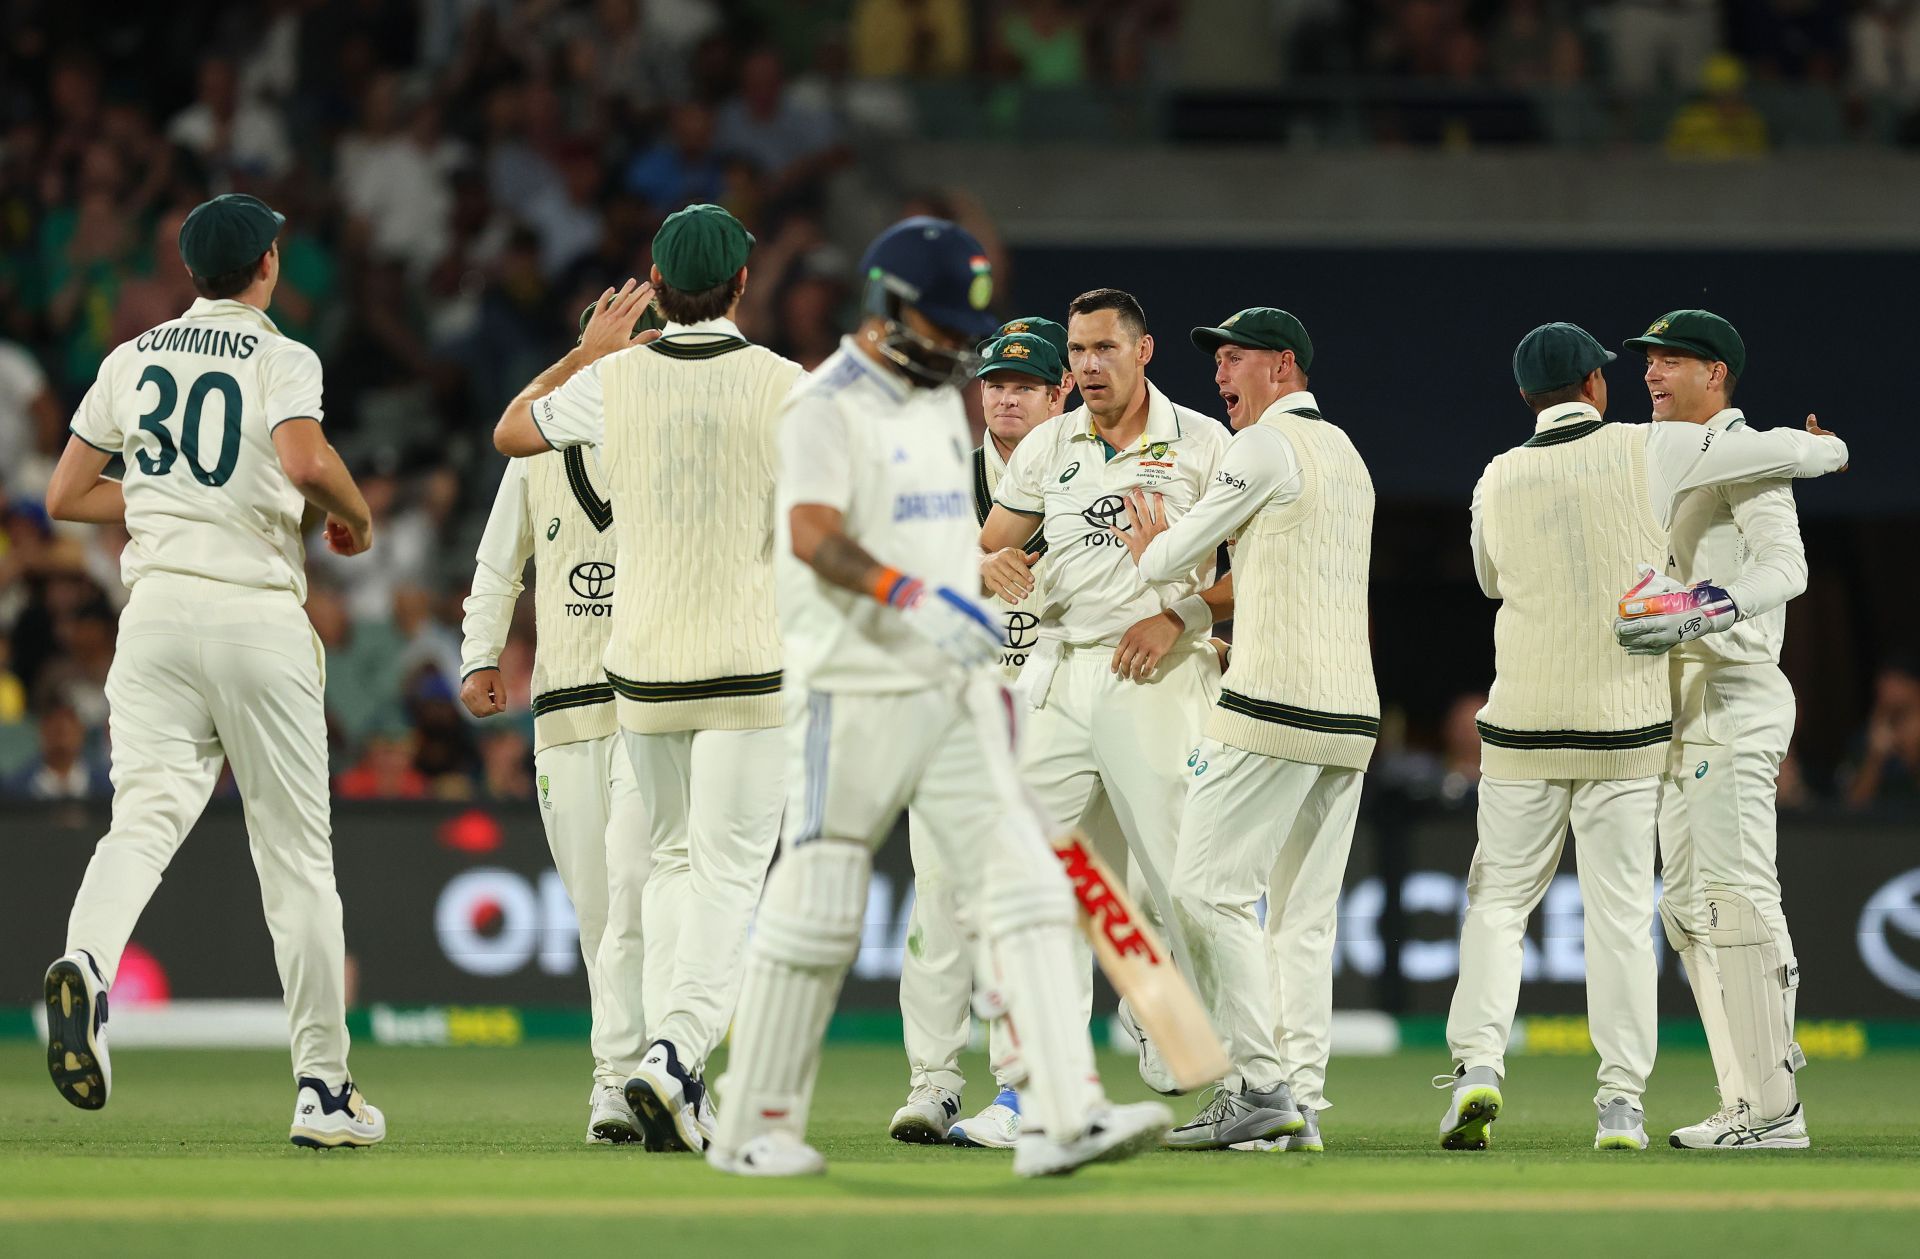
[494,205,801,1152]
[891,321,1069,1146]
[42,193,384,1147]
[707,217,1169,1178]
[1111,308,1373,1153]
[460,305,648,1142]
[977,288,1230,1094]
[1611,311,1834,1150]
[1435,321,1848,1152]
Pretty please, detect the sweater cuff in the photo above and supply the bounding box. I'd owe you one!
[1170,593,1212,634]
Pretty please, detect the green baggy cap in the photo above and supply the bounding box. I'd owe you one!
[1513,322,1615,394]
[1623,309,1747,379]
[1190,307,1313,371]
[652,204,754,292]
[178,193,284,279]
[978,315,1068,364]
[976,331,1065,383]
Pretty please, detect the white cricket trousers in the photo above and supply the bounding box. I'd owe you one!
[1658,660,1798,1099]
[1172,743,1362,1108]
[622,725,784,1075]
[64,574,350,1085]
[533,734,648,1088]
[1448,775,1660,1106]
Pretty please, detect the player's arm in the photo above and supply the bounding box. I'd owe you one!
[459,460,535,717]
[1120,428,1296,585]
[1649,414,1847,525]
[273,418,372,556]
[44,436,124,523]
[1721,480,1808,620]
[979,504,1043,601]
[494,280,655,456]
[1469,472,1500,599]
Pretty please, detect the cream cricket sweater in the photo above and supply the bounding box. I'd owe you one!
[1475,412,1671,779]
[1208,405,1380,771]
[598,331,803,732]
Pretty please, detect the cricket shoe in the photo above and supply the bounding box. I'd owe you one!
[587,1081,642,1145]
[1237,1105,1324,1152]
[626,1039,714,1153]
[289,1078,385,1148]
[707,1131,826,1178]
[1435,1065,1502,1150]
[44,952,110,1111]
[1165,1082,1303,1150]
[1012,1100,1172,1178]
[1117,1000,1182,1095]
[1594,1095,1648,1150]
[949,1087,1021,1149]
[889,1084,960,1144]
[1669,1101,1809,1150]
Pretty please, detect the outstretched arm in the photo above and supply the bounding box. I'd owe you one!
[494,280,657,456]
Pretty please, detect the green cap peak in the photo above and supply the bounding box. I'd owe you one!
[1623,309,1746,379]
[651,204,754,292]
[1513,322,1615,394]
[1190,307,1313,370]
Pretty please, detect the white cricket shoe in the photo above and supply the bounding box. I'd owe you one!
[1435,1065,1502,1150]
[289,1078,385,1148]
[1012,1100,1172,1178]
[626,1039,714,1153]
[949,1087,1021,1149]
[1117,1000,1182,1095]
[1165,1082,1303,1150]
[707,1131,826,1178]
[1230,1106,1325,1153]
[44,952,110,1111]
[587,1082,642,1145]
[889,1083,960,1144]
[1594,1095,1648,1150]
[1670,1101,1809,1150]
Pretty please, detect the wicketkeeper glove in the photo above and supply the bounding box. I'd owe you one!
[872,567,1004,670]
[1613,562,1739,656]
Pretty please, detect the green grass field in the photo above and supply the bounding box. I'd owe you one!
[3,1041,1917,1257]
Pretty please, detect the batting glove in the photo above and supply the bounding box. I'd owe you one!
[1613,563,1738,656]
[873,568,1004,670]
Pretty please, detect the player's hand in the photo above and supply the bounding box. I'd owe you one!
[325,514,372,556]
[981,547,1039,602]
[578,279,659,362]
[1112,609,1182,682]
[461,668,507,718]
[893,581,1005,671]
[1108,490,1167,565]
[1613,563,1737,656]
[1806,414,1847,470]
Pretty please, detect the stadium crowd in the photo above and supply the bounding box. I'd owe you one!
[2,1,1915,804]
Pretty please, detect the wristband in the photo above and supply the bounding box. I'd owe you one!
[1170,593,1212,635]
[871,566,921,607]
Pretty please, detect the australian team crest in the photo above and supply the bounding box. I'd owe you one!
[1003,341,1031,359]
[1646,318,1671,335]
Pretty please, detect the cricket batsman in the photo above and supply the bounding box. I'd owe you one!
[707,217,1169,1178]
[460,305,647,1142]
[42,193,384,1146]
[891,319,1069,1146]
[1612,311,1836,1150]
[494,205,803,1152]
[1435,320,1848,1152]
[977,288,1230,1093]
[1111,308,1373,1153]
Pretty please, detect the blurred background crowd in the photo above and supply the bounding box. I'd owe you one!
[2,0,1917,809]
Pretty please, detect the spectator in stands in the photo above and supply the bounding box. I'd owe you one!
[714,45,849,202]
[477,726,536,802]
[993,0,1090,85]
[1844,660,1920,806]
[1489,0,1588,88]
[852,0,973,78]
[0,337,60,497]
[307,585,407,758]
[335,725,430,801]
[1665,52,1771,155]
[165,55,294,182]
[624,102,728,209]
[3,694,108,800]
[1604,0,1720,94]
[1850,1,1920,102]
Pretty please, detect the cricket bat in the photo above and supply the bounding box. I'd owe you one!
[963,677,1230,1093]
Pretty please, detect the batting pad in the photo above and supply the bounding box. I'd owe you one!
[1704,884,1801,1120]
[712,840,869,1153]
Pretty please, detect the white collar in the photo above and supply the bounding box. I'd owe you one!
[182,297,280,334]
[1532,401,1602,431]
[660,316,743,339]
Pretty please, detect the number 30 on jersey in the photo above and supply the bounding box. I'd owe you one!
[134,365,243,487]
